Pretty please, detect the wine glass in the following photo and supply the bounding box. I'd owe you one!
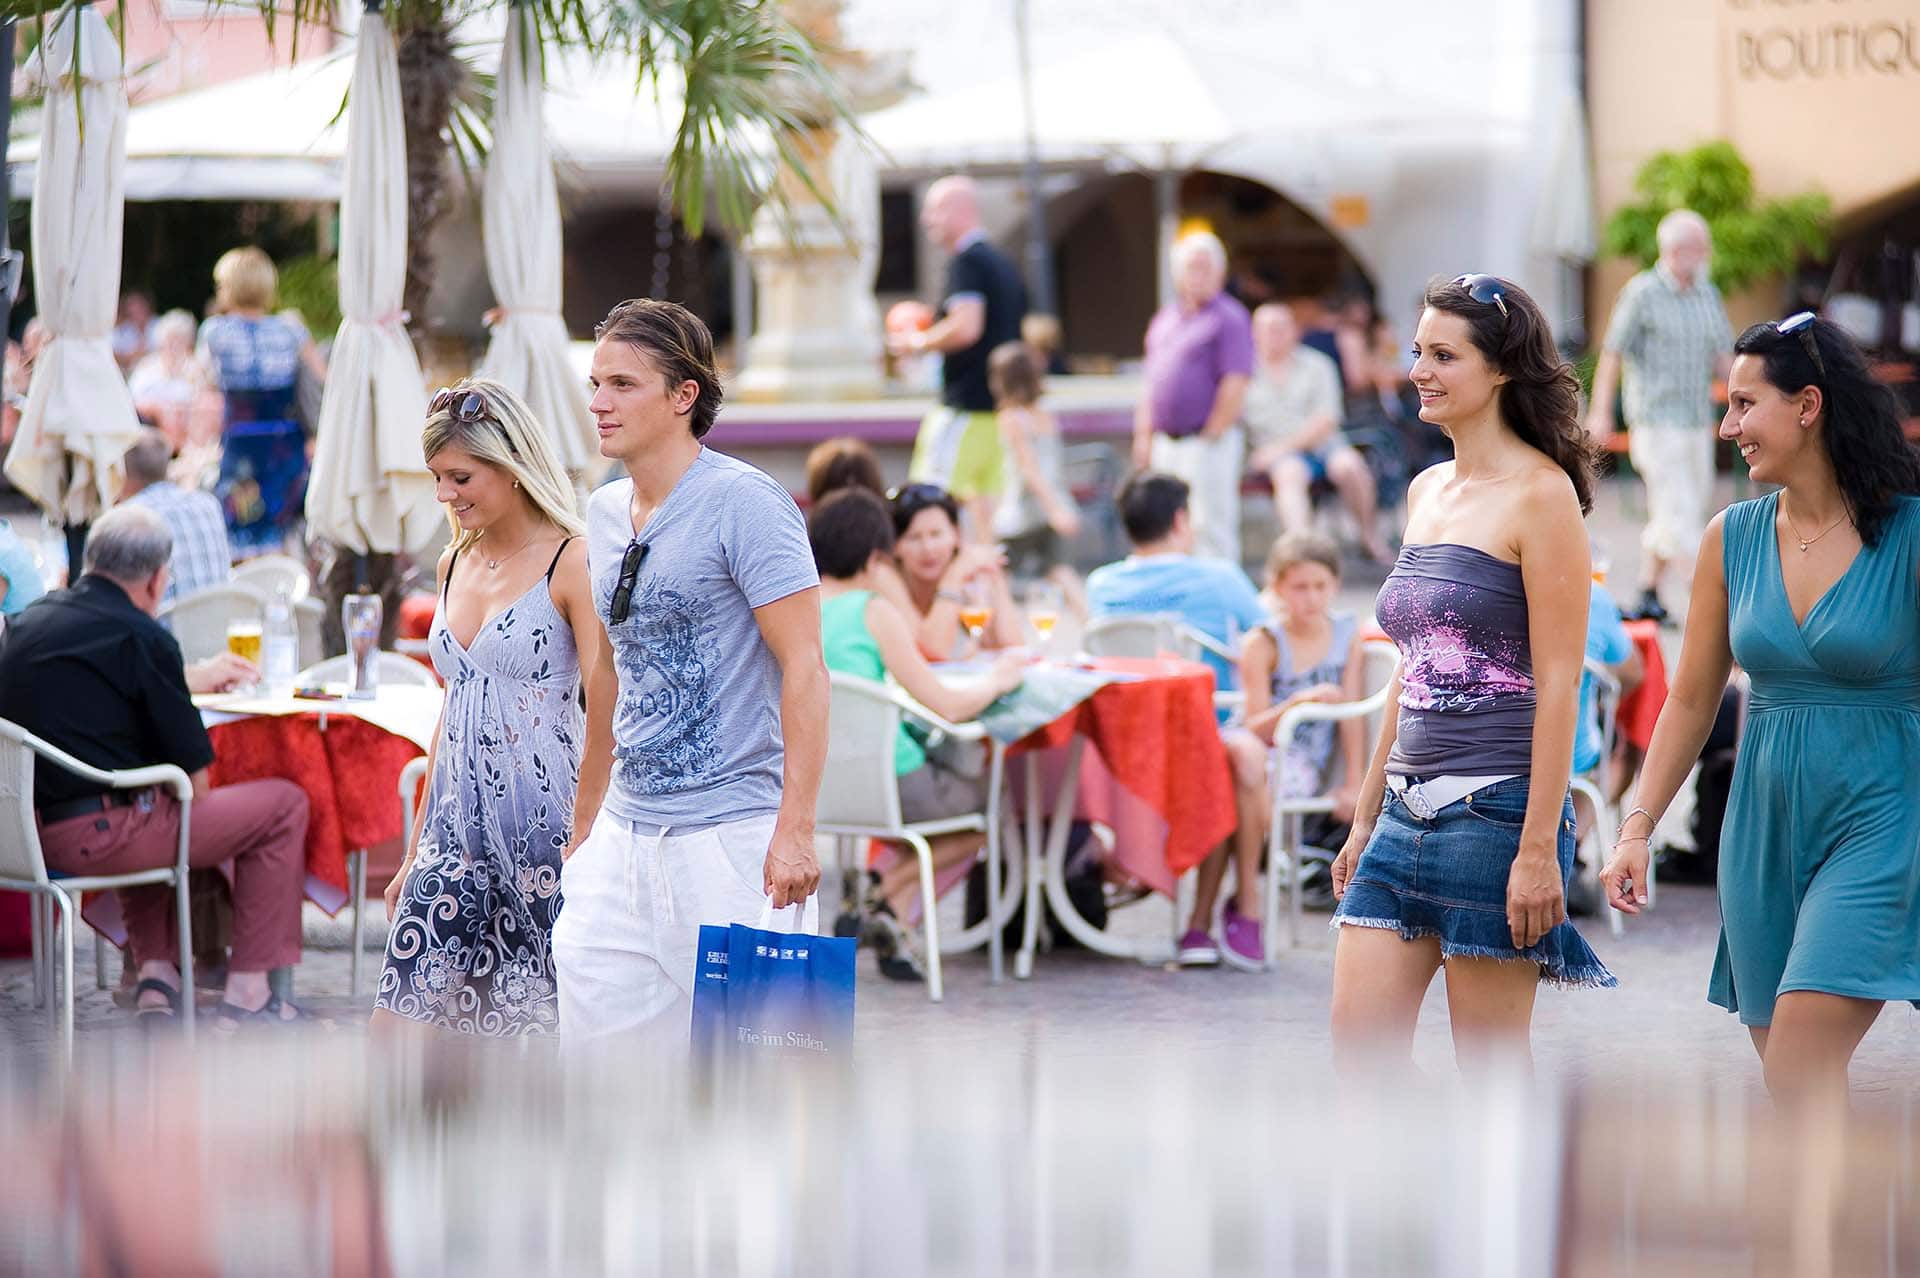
[958,579,994,644]
[1025,580,1063,654]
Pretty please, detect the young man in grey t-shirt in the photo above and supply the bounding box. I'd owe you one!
[553,299,828,1040]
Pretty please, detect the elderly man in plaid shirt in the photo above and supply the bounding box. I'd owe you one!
[1586,209,1734,622]
[120,428,231,610]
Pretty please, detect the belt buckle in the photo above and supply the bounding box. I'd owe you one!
[1402,783,1437,820]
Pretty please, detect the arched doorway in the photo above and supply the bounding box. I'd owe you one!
[1043,170,1375,367]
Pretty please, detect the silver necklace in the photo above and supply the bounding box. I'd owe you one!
[480,532,538,571]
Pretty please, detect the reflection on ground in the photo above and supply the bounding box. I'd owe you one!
[1,1033,1913,1276]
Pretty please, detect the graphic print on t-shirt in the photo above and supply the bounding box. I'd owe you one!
[609,577,719,794]
[1375,572,1532,714]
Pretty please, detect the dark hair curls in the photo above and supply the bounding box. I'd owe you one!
[1733,316,1920,547]
[1422,274,1599,513]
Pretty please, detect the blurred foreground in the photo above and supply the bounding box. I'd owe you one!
[1,1031,1914,1277]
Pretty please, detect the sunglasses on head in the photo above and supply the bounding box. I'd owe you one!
[609,539,648,624]
[1774,311,1827,381]
[1453,273,1510,324]
[888,482,946,506]
[429,386,489,422]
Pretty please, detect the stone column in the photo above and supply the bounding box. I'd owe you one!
[734,0,906,403]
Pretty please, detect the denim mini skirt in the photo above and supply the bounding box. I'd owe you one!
[1332,775,1617,988]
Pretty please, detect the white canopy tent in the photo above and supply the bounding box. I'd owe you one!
[3,9,143,523]
[5,43,684,204]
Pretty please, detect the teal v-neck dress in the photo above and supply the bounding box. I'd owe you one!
[1712,493,1920,1025]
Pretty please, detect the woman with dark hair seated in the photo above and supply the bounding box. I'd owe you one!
[812,489,1024,981]
[890,481,1024,656]
[1605,314,1920,1120]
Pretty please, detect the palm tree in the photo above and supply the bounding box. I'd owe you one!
[12,0,848,340]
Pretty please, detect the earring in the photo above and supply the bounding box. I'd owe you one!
[513,479,520,489]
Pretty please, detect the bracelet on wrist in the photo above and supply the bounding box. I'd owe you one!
[1616,805,1656,842]
[935,589,965,606]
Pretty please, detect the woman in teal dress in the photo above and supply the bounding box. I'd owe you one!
[1603,313,1920,1112]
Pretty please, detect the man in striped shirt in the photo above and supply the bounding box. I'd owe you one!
[120,428,232,611]
[1586,209,1734,621]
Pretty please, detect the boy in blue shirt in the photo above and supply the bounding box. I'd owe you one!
[1084,471,1266,693]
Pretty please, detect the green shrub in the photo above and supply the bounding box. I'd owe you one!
[1601,141,1831,296]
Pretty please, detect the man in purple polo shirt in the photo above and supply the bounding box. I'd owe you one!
[1132,232,1255,562]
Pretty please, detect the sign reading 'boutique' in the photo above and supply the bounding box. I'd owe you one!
[1730,0,1920,79]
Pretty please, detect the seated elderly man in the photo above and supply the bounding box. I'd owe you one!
[1243,302,1389,562]
[0,505,309,1027]
[120,427,231,611]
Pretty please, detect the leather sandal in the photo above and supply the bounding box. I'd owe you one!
[133,978,181,1026]
[209,993,309,1034]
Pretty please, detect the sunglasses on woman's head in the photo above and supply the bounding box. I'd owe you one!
[888,482,947,506]
[429,386,488,422]
[1453,273,1510,323]
[1774,311,1827,381]
[609,539,648,623]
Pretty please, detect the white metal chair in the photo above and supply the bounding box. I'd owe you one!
[231,554,311,602]
[0,717,196,1059]
[1269,640,1401,956]
[1571,658,1627,936]
[349,754,431,998]
[1083,611,1249,711]
[818,672,1010,1002]
[297,652,442,689]
[160,584,267,664]
[294,597,326,670]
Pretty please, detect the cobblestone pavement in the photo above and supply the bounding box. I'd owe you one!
[13,470,1913,1090]
[5,882,1917,1095]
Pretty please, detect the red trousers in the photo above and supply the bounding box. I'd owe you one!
[36,780,309,972]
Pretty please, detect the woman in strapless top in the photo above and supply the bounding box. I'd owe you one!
[1328,275,1614,1078]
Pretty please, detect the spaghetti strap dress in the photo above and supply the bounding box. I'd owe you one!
[376,539,583,1035]
[1713,494,1920,1025]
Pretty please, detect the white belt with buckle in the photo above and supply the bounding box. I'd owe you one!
[1386,773,1519,820]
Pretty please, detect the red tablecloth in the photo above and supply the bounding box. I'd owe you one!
[398,593,438,640]
[206,714,425,907]
[1617,619,1670,750]
[1013,656,1236,884]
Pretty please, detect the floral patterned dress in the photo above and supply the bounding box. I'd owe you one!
[376,545,581,1034]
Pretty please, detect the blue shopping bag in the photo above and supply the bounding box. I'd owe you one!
[690,901,856,1064]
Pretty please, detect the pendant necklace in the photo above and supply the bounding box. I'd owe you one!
[1782,503,1847,554]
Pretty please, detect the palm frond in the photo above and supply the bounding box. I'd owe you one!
[608,0,863,237]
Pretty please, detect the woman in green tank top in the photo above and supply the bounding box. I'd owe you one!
[811,489,1024,981]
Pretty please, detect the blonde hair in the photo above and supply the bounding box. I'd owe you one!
[1264,530,1341,585]
[421,377,584,552]
[212,247,278,312]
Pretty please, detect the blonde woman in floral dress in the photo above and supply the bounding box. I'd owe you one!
[372,378,613,1035]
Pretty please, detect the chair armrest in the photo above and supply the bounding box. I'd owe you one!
[15,725,194,803]
[889,687,988,743]
[108,764,195,803]
[1273,686,1393,741]
[1177,623,1239,665]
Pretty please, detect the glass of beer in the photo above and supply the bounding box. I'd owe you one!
[226,620,263,666]
[1025,580,1063,650]
[958,580,993,642]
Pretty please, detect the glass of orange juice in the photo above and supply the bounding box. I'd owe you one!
[958,580,993,641]
[226,620,263,666]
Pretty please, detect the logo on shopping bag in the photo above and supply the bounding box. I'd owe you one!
[735,1025,830,1053]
